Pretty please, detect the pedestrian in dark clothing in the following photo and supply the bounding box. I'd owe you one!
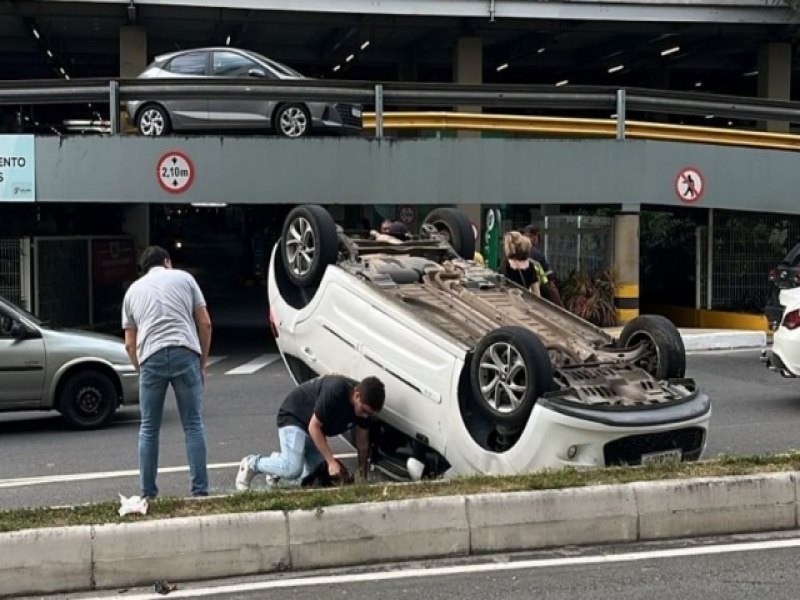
[522,224,564,306]
[235,375,385,490]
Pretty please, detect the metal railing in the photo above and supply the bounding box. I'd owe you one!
[2,78,800,137]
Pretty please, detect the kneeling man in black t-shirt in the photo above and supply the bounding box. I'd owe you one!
[235,375,385,490]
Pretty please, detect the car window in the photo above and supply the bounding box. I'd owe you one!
[0,311,13,337]
[212,51,270,77]
[165,52,208,76]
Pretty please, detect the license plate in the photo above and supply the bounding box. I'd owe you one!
[351,107,362,118]
[641,448,682,466]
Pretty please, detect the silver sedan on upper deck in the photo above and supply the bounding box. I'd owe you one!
[126,47,363,138]
[0,295,138,429]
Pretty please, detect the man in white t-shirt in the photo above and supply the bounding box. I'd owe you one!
[122,246,213,498]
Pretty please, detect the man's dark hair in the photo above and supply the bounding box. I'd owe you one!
[522,224,540,235]
[139,246,170,272]
[357,376,385,412]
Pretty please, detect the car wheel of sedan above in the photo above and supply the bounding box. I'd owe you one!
[59,370,118,429]
[281,204,338,288]
[136,104,171,136]
[619,315,686,379]
[470,326,554,430]
[422,208,476,260]
[274,103,310,138]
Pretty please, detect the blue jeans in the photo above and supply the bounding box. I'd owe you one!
[252,425,324,485]
[138,346,208,497]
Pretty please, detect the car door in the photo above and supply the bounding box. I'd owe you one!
[160,50,210,129]
[0,310,45,407]
[209,50,273,129]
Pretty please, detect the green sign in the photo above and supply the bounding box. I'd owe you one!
[482,207,501,271]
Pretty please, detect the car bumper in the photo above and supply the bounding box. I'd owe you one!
[113,364,140,405]
[311,102,363,134]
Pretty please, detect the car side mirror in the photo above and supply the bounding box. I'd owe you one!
[10,322,37,340]
[248,68,267,78]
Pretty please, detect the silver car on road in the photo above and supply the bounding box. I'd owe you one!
[126,47,363,138]
[0,296,138,429]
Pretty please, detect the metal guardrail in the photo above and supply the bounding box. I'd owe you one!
[2,78,800,136]
[362,111,800,151]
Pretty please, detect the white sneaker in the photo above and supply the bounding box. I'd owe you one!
[235,456,258,491]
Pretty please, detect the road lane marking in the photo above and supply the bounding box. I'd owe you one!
[0,454,357,489]
[206,356,227,367]
[94,536,800,599]
[224,353,280,375]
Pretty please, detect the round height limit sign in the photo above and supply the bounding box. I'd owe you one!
[157,151,194,194]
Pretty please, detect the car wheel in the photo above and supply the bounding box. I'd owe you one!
[58,370,118,429]
[281,204,338,288]
[274,103,311,138]
[619,315,686,379]
[136,104,171,137]
[469,326,553,430]
[422,208,476,260]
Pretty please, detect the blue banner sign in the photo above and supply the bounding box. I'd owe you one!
[0,135,35,202]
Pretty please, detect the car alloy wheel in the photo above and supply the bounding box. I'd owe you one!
[477,341,528,415]
[138,107,168,136]
[278,106,309,138]
[285,216,316,278]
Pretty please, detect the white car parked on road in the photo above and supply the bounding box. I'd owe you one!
[268,205,711,480]
[762,287,800,377]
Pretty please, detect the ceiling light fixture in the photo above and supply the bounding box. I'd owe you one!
[225,34,231,45]
[743,70,759,77]
[660,45,680,56]
[537,47,546,54]
[496,63,509,72]
[360,40,370,50]
[32,27,40,39]
[555,79,568,87]
[694,81,702,88]
[345,54,354,63]
[608,64,624,73]
[59,67,66,75]
[705,114,715,119]
[46,49,53,59]
[332,64,341,72]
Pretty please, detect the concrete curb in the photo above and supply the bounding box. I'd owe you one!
[2,472,798,597]
[681,330,767,352]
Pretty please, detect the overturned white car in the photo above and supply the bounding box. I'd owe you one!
[268,205,710,480]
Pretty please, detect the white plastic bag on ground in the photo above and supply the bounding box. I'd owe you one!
[118,493,149,516]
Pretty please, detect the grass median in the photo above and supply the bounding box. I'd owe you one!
[3,451,800,533]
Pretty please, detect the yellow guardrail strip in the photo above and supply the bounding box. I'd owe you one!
[363,111,800,152]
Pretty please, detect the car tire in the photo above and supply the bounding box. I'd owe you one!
[58,370,118,429]
[281,204,338,288]
[469,326,553,430]
[274,103,311,138]
[619,315,686,379]
[422,208,476,260]
[136,104,171,137]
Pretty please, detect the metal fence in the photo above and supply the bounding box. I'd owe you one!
[0,238,30,309]
[540,215,615,280]
[34,237,90,327]
[709,210,800,312]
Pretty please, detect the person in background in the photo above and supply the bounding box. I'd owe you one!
[122,246,212,499]
[373,220,410,244]
[522,224,564,306]
[499,231,547,296]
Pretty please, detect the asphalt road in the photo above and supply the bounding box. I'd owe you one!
[61,531,800,600]
[2,347,800,510]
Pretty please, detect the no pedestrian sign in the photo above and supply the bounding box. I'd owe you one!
[157,151,194,194]
[675,166,704,204]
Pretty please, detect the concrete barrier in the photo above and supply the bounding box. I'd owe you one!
[633,473,797,539]
[92,512,288,589]
[288,496,469,569]
[0,525,93,596]
[467,485,638,553]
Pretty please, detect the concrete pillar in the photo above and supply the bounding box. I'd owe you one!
[613,209,640,325]
[453,37,483,235]
[120,26,147,78]
[121,204,150,262]
[757,42,791,133]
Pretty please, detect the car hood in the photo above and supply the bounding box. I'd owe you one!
[40,328,132,364]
